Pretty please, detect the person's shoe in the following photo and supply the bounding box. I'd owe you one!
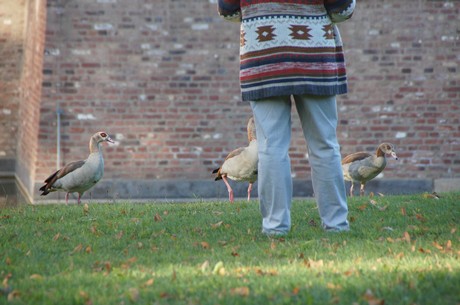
[324,226,350,233]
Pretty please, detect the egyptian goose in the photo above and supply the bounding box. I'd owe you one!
[341,143,398,197]
[213,117,258,203]
[39,131,114,204]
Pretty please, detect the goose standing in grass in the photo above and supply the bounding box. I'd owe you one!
[213,117,258,203]
[39,131,114,204]
[341,143,398,197]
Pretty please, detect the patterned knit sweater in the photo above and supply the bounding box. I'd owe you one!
[217,0,356,101]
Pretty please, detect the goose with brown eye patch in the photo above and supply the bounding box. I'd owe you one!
[39,131,114,204]
[341,143,398,197]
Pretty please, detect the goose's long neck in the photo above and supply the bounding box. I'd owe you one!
[248,126,256,142]
[89,137,101,154]
[373,148,387,168]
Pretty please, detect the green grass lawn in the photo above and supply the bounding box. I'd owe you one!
[1,193,459,305]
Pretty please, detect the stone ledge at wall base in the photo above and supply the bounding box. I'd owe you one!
[31,178,438,204]
[0,176,31,207]
[434,178,460,193]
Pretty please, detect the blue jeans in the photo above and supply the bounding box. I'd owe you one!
[250,94,349,234]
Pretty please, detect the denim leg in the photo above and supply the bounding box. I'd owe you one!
[294,95,349,231]
[250,97,292,234]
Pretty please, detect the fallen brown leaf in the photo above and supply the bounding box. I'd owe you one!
[154,213,162,222]
[143,278,154,288]
[71,244,83,255]
[418,247,431,254]
[7,290,21,302]
[212,261,225,275]
[29,274,43,280]
[104,262,112,275]
[400,207,406,216]
[211,221,223,229]
[446,240,452,252]
[231,286,250,297]
[200,260,210,273]
[2,273,12,287]
[415,213,426,222]
[83,203,89,216]
[404,231,411,244]
[304,258,324,268]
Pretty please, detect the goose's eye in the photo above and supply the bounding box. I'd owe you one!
[100,132,107,137]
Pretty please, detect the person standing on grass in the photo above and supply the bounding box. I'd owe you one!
[217,0,356,235]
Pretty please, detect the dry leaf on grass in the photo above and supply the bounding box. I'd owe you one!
[154,213,162,222]
[3,273,12,287]
[211,221,223,229]
[29,274,43,280]
[83,203,89,216]
[212,261,225,275]
[231,286,250,297]
[404,231,411,244]
[304,258,324,268]
[200,260,210,273]
[401,207,407,216]
[71,244,83,255]
[7,290,21,302]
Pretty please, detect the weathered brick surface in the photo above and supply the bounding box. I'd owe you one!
[0,0,24,162]
[16,0,47,197]
[337,1,460,179]
[0,0,46,204]
[38,0,244,185]
[34,0,459,197]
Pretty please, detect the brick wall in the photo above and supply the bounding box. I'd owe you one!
[16,0,47,200]
[0,0,46,205]
[337,1,460,180]
[32,0,459,201]
[0,0,24,171]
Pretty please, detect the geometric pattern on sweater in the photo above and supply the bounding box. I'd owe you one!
[241,14,339,53]
[217,0,356,101]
